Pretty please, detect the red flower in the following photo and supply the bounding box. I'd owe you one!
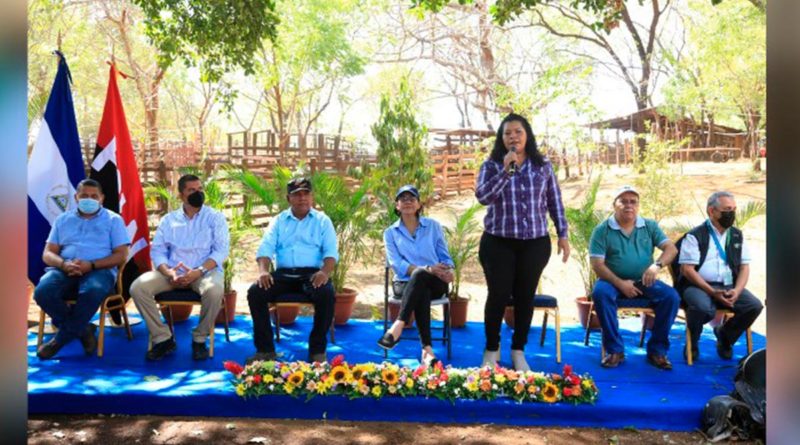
[413,365,425,378]
[563,364,573,376]
[223,361,244,376]
[434,360,444,373]
[253,374,263,384]
[330,354,345,367]
[569,375,582,386]
[563,386,573,397]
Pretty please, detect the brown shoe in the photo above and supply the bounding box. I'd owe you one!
[601,352,625,368]
[647,354,673,370]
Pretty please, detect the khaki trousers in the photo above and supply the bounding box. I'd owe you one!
[131,269,224,344]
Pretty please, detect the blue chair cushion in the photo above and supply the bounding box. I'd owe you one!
[154,289,201,302]
[617,297,651,309]
[533,294,558,308]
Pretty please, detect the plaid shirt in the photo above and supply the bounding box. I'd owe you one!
[475,158,568,240]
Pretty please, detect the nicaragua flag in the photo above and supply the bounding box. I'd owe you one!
[27,52,85,284]
[90,63,152,321]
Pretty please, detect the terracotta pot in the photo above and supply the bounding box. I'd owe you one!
[387,303,415,328]
[271,305,300,325]
[334,287,358,325]
[575,296,601,329]
[503,306,515,329]
[449,297,469,328]
[215,290,237,325]
[160,304,193,324]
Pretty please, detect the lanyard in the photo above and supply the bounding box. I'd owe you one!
[706,220,727,263]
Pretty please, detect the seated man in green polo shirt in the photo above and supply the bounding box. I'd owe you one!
[589,186,680,370]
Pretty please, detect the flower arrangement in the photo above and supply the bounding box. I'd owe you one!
[223,356,598,405]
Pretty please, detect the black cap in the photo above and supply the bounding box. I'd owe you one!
[287,178,312,194]
[395,184,420,200]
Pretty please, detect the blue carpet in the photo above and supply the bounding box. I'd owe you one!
[28,314,765,430]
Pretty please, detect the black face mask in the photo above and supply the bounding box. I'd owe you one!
[187,190,205,208]
[718,210,736,229]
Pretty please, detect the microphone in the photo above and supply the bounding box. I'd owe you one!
[508,145,517,176]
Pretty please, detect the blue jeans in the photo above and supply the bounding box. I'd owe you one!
[34,268,115,345]
[592,279,680,356]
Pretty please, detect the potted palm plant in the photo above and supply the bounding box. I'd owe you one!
[443,203,483,328]
[309,171,372,325]
[566,175,606,329]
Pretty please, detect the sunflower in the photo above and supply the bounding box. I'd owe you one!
[330,365,351,383]
[288,371,304,386]
[541,382,560,403]
[381,368,399,386]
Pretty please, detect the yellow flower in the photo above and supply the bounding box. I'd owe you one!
[235,383,246,396]
[381,368,399,386]
[283,382,295,394]
[542,382,559,403]
[288,371,304,386]
[582,379,593,390]
[465,381,479,392]
[387,385,398,394]
[493,374,507,384]
[330,365,351,383]
[371,385,382,397]
[514,382,525,394]
[405,378,415,389]
[316,381,329,395]
[527,385,539,394]
[263,374,274,384]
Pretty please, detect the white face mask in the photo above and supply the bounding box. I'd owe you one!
[77,198,101,214]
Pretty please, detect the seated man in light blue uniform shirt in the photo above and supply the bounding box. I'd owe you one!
[34,178,130,359]
[130,174,229,361]
[376,185,454,366]
[246,178,338,365]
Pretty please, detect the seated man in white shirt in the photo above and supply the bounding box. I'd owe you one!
[130,174,230,361]
[676,191,764,360]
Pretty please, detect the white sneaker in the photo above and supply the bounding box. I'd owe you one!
[511,349,530,372]
[481,349,500,367]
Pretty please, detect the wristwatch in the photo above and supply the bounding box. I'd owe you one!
[198,266,208,276]
[654,260,663,268]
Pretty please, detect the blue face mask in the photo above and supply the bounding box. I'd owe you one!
[77,198,101,214]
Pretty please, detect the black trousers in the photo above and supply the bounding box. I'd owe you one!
[247,267,335,355]
[682,283,763,350]
[394,268,449,347]
[479,233,551,351]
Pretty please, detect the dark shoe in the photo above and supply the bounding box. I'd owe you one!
[601,352,625,368]
[422,350,440,367]
[683,344,700,362]
[377,332,400,350]
[714,325,733,360]
[308,352,327,363]
[647,354,673,370]
[80,325,98,356]
[146,336,177,361]
[37,337,65,360]
[192,341,210,361]
[246,351,278,365]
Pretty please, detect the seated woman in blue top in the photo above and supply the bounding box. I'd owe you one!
[377,185,455,366]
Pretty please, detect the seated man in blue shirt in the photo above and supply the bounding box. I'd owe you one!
[589,186,680,370]
[34,178,130,359]
[130,174,229,361]
[246,178,339,365]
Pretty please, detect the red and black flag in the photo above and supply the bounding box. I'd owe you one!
[90,63,151,323]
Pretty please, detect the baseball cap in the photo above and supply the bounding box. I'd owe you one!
[613,185,639,202]
[287,178,312,194]
[395,184,420,200]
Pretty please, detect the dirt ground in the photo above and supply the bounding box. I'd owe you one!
[26,160,766,443]
[27,415,760,444]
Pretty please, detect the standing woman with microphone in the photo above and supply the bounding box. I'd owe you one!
[475,113,570,371]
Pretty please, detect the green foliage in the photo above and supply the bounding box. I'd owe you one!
[565,175,606,296]
[409,0,617,26]
[370,75,433,230]
[309,171,373,293]
[132,0,280,82]
[632,136,685,223]
[736,200,766,228]
[443,203,483,300]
